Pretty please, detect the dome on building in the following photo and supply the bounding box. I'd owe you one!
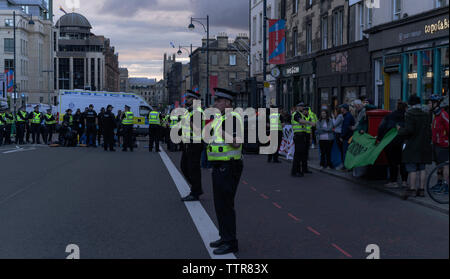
[56,13,92,29]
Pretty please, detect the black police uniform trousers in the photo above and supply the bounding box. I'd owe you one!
[31,124,41,144]
[44,124,55,144]
[4,124,12,144]
[98,125,103,146]
[15,122,25,144]
[86,123,97,146]
[149,125,160,151]
[292,132,308,175]
[180,143,203,197]
[103,127,115,151]
[0,124,4,146]
[212,160,243,244]
[122,125,133,151]
[268,130,283,162]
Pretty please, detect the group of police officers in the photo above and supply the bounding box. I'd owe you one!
[2,89,318,256]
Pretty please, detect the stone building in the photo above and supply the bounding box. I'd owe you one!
[119,67,129,92]
[190,33,249,106]
[55,12,105,92]
[102,36,119,92]
[0,0,54,106]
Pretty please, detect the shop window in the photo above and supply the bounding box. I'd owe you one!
[441,47,449,96]
[422,50,434,100]
[407,52,418,96]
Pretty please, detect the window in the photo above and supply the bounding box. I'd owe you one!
[252,17,257,44]
[332,9,344,47]
[422,50,434,100]
[366,6,373,29]
[306,0,313,9]
[435,0,448,8]
[5,59,14,72]
[321,15,328,50]
[293,0,299,14]
[358,3,364,41]
[259,13,263,42]
[229,54,237,66]
[229,72,237,81]
[5,19,13,27]
[306,21,312,54]
[4,38,14,53]
[212,55,218,65]
[293,29,298,56]
[349,5,356,43]
[393,0,402,20]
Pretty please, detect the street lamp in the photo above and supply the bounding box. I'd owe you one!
[188,15,209,106]
[176,44,200,90]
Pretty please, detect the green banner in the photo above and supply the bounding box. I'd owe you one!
[344,129,398,169]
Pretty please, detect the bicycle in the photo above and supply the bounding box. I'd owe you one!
[426,161,449,204]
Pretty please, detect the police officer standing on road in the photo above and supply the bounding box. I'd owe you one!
[121,105,134,152]
[102,105,116,152]
[0,108,5,146]
[267,105,284,163]
[15,106,28,145]
[44,108,56,145]
[98,107,105,147]
[303,106,317,173]
[1,107,14,145]
[168,113,180,152]
[207,88,243,255]
[148,108,162,152]
[291,102,316,177]
[84,104,98,147]
[180,90,204,202]
[30,106,43,144]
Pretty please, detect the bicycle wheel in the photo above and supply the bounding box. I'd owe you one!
[426,162,449,204]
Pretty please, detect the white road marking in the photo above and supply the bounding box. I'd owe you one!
[2,147,36,154]
[159,148,237,260]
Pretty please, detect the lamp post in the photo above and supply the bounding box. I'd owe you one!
[188,15,209,107]
[177,44,200,90]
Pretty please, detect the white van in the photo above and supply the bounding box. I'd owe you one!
[58,90,153,135]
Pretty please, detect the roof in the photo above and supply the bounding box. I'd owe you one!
[56,13,92,29]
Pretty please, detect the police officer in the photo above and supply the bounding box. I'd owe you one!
[98,107,106,147]
[148,108,162,152]
[291,102,316,177]
[168,113,180,152]
[180,90,204,202]
[4,108,14,145]
[84,104,98,147]
[207,88,243,255]
[267,105,283,163]
[102,105,116,152]
[121,105,134,152]
[60,109,74,146]
[44,108,56,144]
[303,106,317,173]
[0,108,5,146]
[30,106,43,144]
[15,106,28,145]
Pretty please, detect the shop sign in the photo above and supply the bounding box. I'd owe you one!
[284,66,300,76]
[384,55,402,67]
[424,18,449,35]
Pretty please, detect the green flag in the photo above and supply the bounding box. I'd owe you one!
[344,128,398,170]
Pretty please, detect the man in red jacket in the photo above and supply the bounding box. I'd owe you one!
[432,96,449,187]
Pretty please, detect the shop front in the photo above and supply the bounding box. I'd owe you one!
[316,40,371,114]
[367,7,449,110]
[277,59,315,111]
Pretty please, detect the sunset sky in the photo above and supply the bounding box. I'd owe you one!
[54,0,249,80]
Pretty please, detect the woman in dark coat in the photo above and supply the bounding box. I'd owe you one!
[397,95,433,199]
[377,101,408,188]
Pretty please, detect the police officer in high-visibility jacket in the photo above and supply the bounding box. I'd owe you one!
[168,114,180,152]
[0,108,5,146]
[148,109,162,152]
[15,106,28,145]
[304,106,317,172]
[180,90,204,202]
[30,106,43,144]
[121,105,134,152]
[267,105,284,163]
[1,107,14,145]
[44,108,56,145]
[291,102,316,177]
[207,88,243,255]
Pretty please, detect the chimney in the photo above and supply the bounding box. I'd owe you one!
[217,32,228,49]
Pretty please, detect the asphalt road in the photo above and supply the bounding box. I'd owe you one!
[0,143,448,259]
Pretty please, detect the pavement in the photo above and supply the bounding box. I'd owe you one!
[303,148,449,215]
[0,141,448,259]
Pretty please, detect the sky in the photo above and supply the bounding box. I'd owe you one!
[54,0,249,80]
